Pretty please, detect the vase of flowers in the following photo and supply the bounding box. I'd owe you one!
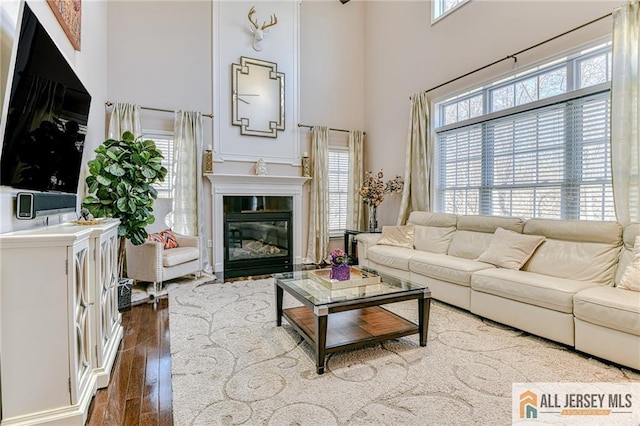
[358,170,404,232]
[329,248,350,281]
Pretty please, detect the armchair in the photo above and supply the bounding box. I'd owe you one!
[126,232,201,297]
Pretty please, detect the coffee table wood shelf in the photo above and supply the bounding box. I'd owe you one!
[283,305,419,351]
[274,268,431,374]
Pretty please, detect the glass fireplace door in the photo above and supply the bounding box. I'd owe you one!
[224,211,292,278]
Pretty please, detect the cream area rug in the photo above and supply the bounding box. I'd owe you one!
[130,273,215,305]
[169,278,639,425]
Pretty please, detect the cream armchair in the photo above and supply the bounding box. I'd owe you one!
[126,233,201,297]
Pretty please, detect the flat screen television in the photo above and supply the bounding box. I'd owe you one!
[0,3,91,194]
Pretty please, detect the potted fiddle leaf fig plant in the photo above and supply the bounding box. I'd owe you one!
[81,131,167,276]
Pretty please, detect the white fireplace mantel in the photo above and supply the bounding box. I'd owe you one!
[205,174,310,274]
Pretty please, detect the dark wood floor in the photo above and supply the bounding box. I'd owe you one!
[87,299,173,426]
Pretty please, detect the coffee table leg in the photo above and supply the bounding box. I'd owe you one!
[315,314,328,374]
[275,283,283,327]
[418,297,431,347]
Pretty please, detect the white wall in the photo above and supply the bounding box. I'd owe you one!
[106,0,365,260]
[300,0,365,253]
[363,0,618,227]
[0,0,108,233]
[2,0,619,255]
[214,1,300,167]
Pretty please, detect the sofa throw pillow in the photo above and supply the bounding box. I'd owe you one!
[147,232,164,244]
[147,229,179,249]
[376,224,414,249]
[619,236,640,291]
[476,227,545,269]
[160,229,179,249]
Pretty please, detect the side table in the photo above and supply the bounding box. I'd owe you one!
[344,229,381,265]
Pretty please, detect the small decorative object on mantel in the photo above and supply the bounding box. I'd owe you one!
[204,145,213,174]
[302,152,311,177]
[359,170,404,232]
[255,158,268,175]
[329,248,350,281]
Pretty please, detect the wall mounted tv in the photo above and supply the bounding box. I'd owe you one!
[0,3,91,195]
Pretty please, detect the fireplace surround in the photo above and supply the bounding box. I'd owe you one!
[206,174,309,276]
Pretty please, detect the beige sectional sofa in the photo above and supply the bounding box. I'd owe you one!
[357,212,640,370]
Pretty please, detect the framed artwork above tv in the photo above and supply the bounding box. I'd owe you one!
[47,0,81,51]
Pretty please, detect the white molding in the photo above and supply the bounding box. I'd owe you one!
[212,1,301,165]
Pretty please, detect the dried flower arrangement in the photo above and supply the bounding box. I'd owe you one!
[358,169,404,206]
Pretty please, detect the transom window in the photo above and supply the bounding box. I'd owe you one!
[143,130,174,199]
[434,42,614,221]
[433,0,469,23]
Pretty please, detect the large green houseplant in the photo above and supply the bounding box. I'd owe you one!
[82,131,167,276]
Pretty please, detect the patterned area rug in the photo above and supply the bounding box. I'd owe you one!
[169,278,638,425]
[130,273,215,306]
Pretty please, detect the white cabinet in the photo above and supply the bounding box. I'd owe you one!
[0,221,122,425]
[88,220,123,389]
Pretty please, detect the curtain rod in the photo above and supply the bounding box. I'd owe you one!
[297,123,366,135]
[412,11,613,99]
[105,101,213,118]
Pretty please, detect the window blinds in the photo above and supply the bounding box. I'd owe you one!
[436,91,613,220]
[328,149,350,233]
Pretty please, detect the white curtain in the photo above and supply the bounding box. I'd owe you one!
[397,91,431,225]
[611,0,640,225]
[306,126,330,264]
[173,110,210,272]
[108,102,142,139]
[347,130,365,230]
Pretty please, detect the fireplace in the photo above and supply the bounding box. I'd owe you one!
[206,174,309,277]
[223,196,293,278]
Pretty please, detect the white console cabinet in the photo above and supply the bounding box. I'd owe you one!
[0,221,122,425]
[88,220,123,389]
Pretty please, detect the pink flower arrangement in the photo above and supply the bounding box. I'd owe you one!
[329,248,348,266]
[358,169,404,206]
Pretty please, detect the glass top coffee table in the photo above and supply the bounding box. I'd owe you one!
[273,267,431,374]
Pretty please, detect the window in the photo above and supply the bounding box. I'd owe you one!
[433,0,469,23]
[143,130,174,199]
[434,43,614,221]
[328,148,349,236]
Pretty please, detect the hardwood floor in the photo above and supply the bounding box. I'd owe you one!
[87,299,173,426]
[86,273,276,424]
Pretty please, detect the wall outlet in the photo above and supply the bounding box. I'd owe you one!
[207,239,213,248]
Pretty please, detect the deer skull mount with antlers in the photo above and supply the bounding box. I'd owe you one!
[248,6,278,52]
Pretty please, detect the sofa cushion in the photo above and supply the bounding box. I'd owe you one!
[476,227,545,269]
[619,236,640,291]
[163,246,199,267]
[367,245,414,271]
[448,215,525,260]
[409,252,494,287]
[616,224,640,287]
[408,212,457,254]
[524,218,622,245]
[574,286,640,336]
[376,225,414,249]
[471,268,599,314]
[522,219,622,286]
